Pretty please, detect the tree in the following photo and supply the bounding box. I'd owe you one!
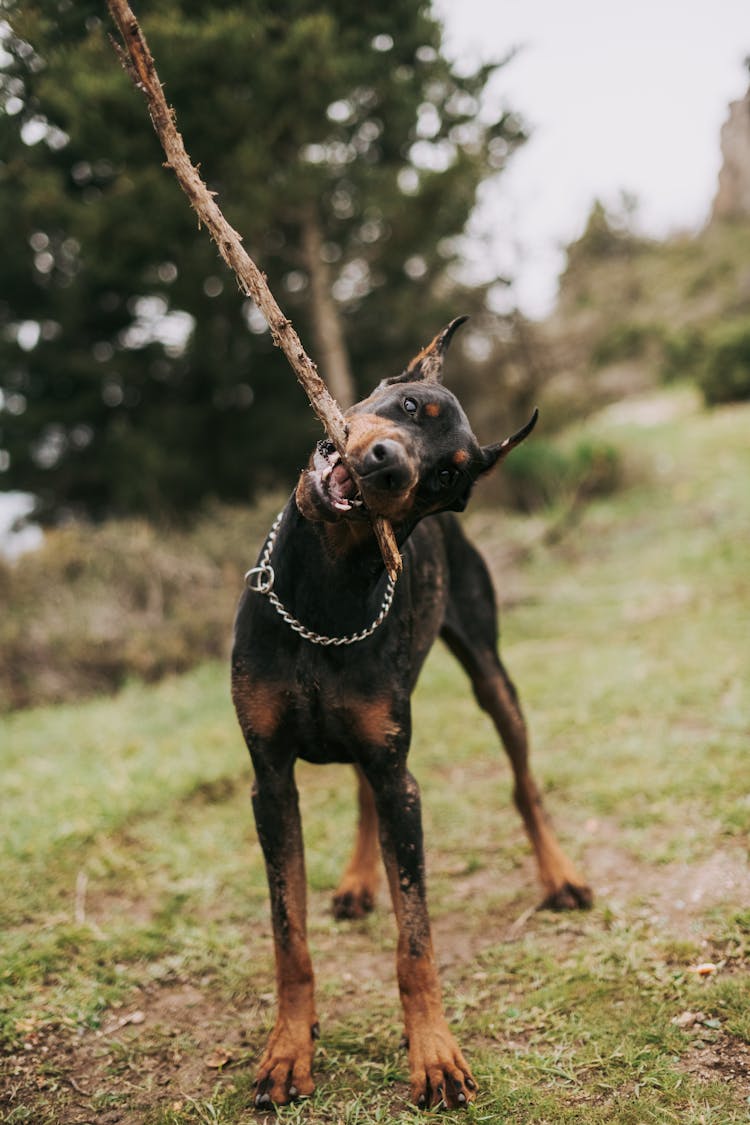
[0,0,525,520]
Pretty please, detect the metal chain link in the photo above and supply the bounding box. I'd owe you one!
[244,510,397,646]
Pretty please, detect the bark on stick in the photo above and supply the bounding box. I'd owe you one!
[107,0,401,579]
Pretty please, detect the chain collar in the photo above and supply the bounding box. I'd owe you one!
[244,510,398,646]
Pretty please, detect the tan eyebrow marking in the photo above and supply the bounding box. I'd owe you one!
[452,449,469,465]
[424,402,441,417]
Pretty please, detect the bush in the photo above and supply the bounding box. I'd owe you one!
[0,498,284,711]
[659,327,705,383]
[499,438,621,514]
[698,319,750,405]
[591,322,658,368]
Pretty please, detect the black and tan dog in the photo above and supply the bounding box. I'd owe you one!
[231,317,591,1110]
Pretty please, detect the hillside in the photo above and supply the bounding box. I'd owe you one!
[2,384,749,1122]
[534,214,750,419]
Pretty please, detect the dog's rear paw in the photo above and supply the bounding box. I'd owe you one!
[540,881,593,911]
[332,885,376,920]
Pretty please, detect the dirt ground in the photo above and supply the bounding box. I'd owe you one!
[3,828,748,1124]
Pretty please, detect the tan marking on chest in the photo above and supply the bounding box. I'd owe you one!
[349,695,402,746]
[232,677,284,740]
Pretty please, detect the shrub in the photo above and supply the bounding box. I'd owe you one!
[659,327,705,383]
[0,498,283,711]
[499,438,620,514]
[591,322,657,368]
[698,319,750,405]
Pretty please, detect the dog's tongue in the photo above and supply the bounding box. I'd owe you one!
[330,461,356,499]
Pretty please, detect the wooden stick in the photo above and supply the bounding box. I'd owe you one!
[107,0,401,580]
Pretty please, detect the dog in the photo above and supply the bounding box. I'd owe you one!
[231,317,592,1110]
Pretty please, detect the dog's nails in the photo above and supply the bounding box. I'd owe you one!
[465,1077,476,1091]
[288,1085,298,1100]
[417,1093,427,1108]
[457,1091,467,1104]
[255,1092,272,1108]
[311,1021,320,1040]
[399,1034,409,1049]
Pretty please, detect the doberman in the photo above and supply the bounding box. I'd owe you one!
[231,317,592,1110]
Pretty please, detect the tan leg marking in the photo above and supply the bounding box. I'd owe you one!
[254,787,318,1106]
[398,949,477,1108]
[332,768,382,919]
[478,671,592,908]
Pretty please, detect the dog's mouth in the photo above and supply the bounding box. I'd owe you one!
[310,440,365,516]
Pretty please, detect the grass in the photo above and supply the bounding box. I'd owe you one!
[1,384,749,1123]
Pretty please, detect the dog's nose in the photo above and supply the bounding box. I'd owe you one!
[360,439,413,491]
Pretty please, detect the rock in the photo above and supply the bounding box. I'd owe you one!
[711,85,750,221]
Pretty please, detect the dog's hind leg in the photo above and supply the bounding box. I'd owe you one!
[332,766,381,919]
[441,533,592,910]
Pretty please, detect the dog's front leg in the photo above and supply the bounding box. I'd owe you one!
[251,763,318,1107]
[364,762,477,1109]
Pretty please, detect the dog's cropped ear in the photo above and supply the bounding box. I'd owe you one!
[479,409,539,474]
[382,315,469,386]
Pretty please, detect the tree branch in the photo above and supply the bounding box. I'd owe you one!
[106,0,401,579]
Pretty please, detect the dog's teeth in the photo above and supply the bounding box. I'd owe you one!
[333,499,351,511]
[321,466,332,483]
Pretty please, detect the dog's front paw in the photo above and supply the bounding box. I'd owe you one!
[540,880,593,912]
[407,1021,477,1109]
[254,1017,318,1108]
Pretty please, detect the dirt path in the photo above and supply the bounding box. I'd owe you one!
[4,826,746,1124]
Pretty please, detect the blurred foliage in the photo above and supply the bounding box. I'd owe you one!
[0,423,623,712]
[560,194,646,285]
[497,436,620,514]
[658,325,706,383]
[545,195,750,411]
[698,317,750,404]
[0,0,525,521]
[590,321,659,369]
[0,497,282,710]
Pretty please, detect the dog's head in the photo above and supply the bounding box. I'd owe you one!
[296,317,537,527]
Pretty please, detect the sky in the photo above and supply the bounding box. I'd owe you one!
[436,0,750,316]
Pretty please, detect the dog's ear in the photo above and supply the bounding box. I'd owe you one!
[382,316,469,386]
[478,409,539,475]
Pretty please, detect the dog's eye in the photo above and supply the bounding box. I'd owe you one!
[403,397,418,415]
[438,468,456,488]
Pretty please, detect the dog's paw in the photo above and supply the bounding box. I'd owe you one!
[540,881,593,912]
[407,1022,477,1109]
[332,883,376,920]
[254,1019,317,1108]
[330,868,377,913]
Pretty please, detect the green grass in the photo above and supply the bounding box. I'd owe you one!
[2,385,749,1123]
